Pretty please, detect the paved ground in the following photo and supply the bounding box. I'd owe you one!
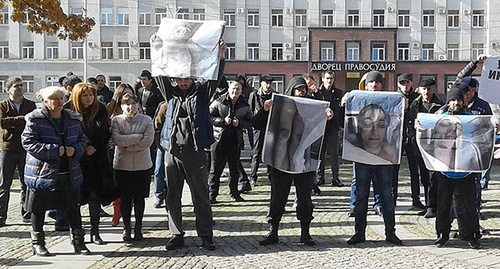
[1,156,500,268]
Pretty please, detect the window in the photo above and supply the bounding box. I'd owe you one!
[373,10,384,27]
[398,10,410,28]
[295,9,307,27]
[101,42,113,60]
[346,42,359,61]
[423,10,434,28]
[193,9,205,20]
[177,8,189,20]
[109,76,121,91]
[295,43,306,61]
[447,10,459,28]
[472,43,484,60]
[248,43,259,60]
[71,42,83,60]
[321,10,334,27]
[139,42,150,60]
[0,76,7,91]
[271,43,283,61]
[118,42,129,60]
[139,10,151,25]
[447,44,459,60]
[155,8,167,25]
[117,8,129,25]
[422,44,434,61]
[472,10,485,28]
[320,41,335,61]
[101,8,113,25]
[271,9,283,27]
[372,43,385,61]
[1,8,8,24]
[248,9,259,27]
[348,10,359,27]
[270,75,285,93]
[23,10,32,24]
[397,43,409,61]
[46,42,58,60]
[0,41,8,59]
[224,9,235,27]
[71,7,83,16]
[22,42,34,59]
[22,76,34,93]
[225,43,235,60]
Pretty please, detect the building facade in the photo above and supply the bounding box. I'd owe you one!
[1,0,499,99]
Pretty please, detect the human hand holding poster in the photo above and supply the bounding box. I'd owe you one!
[342,91,404,165]
[416,114,495,172]
[151,18,225,80]
[479,57,500,105]
[262,94,329,173]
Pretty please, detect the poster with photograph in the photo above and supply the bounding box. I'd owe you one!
[479,57,500,105]
[262,94,329,174]
[151,18,225,80]
[416,114,495,172]
[342,91,404,165]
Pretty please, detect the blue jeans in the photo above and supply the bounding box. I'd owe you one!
[350,163,381,210]
[154,149,166,200]
[354,163,396,235]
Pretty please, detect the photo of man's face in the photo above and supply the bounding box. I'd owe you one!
[359,108,387,155]
[432,117,462,169]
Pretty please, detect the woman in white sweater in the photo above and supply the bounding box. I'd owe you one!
[111,93,154,241]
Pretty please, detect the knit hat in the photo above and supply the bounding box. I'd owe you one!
[446,83,467,104]
[365,71,384,84]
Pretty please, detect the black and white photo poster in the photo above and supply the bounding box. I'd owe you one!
[479,57,500,105]
[342,91,404,165]
[416,114,495,172]
[151,18,225,80]
[262,94,329,173]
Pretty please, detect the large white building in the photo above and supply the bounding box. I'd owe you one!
[1,0,499,99]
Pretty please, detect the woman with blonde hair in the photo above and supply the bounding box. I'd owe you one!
[22,86,89,256]
[69,83,111,245]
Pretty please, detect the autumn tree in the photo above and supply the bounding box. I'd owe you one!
[0,0,95,40]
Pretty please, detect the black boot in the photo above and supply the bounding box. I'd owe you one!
[123,224,132,242]
[72,229,91,255]
[90,207,104,245]
[299,220,315,246]
[31,231,50,256]
[259,223,279,245]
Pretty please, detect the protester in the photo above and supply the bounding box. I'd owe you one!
[0,78,37,226]
[67,83,111,245]
[22,86,89,256]
[153,101,169,209]
[111,93,154,242]
[95,75,113,105]
[257,77,333,246]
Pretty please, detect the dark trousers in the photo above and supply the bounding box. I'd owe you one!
[165,147,213,237]
[208,142,241,199]
[436,173,479,240]
[317,129,340,183]
[0,150,28,221]
[32,208,81,232]
[266,167,314,226]
[405,144,430,204]
[428,172,439,210]
[250,130,267,182]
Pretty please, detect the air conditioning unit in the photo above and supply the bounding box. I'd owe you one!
[284,43,291,49]
[438,8,446,14]
[130,40,138,47]
[285,8,292,15]
[387,6,395,13]
[438,55,447,61]
[491,42,498,48]
[286,55,293,61]
[237,8,245,14]
[412,42,420,48]
[463,9,470,15]
[412,55,420,61]
[87,41,95,48]
[299,36,307,42]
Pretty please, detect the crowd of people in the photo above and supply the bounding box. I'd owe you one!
[0,45,497,256]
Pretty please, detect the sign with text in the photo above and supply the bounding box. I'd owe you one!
[310,62,396,73]
[479,57,500,105]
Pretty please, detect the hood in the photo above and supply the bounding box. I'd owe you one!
[284,77,308,96]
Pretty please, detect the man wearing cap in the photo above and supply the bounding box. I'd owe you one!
[432,83,481,249]
[248,76,276,186]
[347,71,402,246]
[310,71,344,187]
[408,78,444,218]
